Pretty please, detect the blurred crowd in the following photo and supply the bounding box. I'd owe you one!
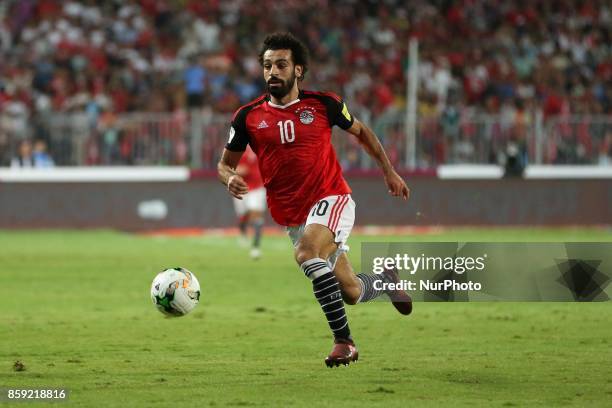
[0,0,610,167]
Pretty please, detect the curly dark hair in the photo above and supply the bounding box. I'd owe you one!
[258,32,309,81]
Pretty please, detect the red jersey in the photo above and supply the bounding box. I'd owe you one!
[237,145,264,189]
[226,90,354,226]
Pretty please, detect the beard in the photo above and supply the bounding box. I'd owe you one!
[267,74,296,99]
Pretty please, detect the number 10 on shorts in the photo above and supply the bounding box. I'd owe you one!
[311,200,329,216]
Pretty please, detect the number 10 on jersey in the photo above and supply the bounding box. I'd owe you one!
[278,120,295,144]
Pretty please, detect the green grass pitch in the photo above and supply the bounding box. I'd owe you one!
[1,228,611,407]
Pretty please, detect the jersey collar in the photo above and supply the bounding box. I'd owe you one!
[267,97,301,109]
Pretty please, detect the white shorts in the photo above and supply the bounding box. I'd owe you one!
[233,187,267,216]
[286,194,356,269]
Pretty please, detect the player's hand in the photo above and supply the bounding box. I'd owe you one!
[384,169,410,200]
[236,164,248,177]
[227,175,249,199]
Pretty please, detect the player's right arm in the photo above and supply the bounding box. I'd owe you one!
[218,107,251,199]
[218,149,248,199]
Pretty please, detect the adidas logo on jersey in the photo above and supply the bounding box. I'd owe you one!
[257,120,269,129]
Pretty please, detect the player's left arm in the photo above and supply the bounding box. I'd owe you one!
[346,119,410,200]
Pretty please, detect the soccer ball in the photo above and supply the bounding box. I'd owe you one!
[151,267,201,317]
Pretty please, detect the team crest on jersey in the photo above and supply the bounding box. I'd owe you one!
[298,109,315,125]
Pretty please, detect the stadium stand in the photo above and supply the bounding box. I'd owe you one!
[0,0,610,167]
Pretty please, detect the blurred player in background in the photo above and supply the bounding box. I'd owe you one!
[232,145,266,260]
[218,32,411,367]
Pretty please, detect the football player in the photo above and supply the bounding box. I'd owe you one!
[218,32,411,367]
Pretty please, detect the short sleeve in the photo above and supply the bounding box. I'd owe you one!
[225,108,250,151]
[325,94,354,130]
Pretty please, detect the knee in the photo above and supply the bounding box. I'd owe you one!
[342,291,360,305]
[341,279,361,305]
[294,242,320,265]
